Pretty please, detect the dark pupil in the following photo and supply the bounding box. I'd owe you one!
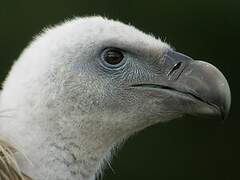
[104,50,123,65]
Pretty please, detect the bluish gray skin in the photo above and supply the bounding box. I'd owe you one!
[0,17,231,180]
[131,50,231,120]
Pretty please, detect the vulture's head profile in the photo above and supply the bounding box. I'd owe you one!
[0,16,231,180]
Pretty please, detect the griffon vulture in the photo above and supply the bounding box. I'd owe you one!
[0,16,231,180]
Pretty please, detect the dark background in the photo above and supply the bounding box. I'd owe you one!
[0,0,239,179]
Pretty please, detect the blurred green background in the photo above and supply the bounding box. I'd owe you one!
[0,0,239,179]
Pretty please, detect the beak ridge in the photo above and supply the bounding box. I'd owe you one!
[163,50,231,120]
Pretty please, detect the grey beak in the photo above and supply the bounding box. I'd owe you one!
[163,50,231,120]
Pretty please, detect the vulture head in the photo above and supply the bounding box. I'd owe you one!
[0,16,231,180]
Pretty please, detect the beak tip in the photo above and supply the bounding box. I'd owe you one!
[221,95,231,121]
[181,60,231,121]
[221,107,229,122]
[220,78,231,121]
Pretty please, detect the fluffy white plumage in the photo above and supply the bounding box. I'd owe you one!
[0,16,170,180]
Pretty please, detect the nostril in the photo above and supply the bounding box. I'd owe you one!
[167,62,182,77]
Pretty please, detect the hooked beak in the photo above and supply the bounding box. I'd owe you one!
[132,50,231,120]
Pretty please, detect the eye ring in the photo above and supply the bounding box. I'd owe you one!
[100,48,126,69]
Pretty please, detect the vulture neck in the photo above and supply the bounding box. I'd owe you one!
[1,108,116,180]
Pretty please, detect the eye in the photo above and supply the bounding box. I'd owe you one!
[101,48,126,69]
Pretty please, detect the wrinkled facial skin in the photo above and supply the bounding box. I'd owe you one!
[56,43,176,134]
[89,45,182,129]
